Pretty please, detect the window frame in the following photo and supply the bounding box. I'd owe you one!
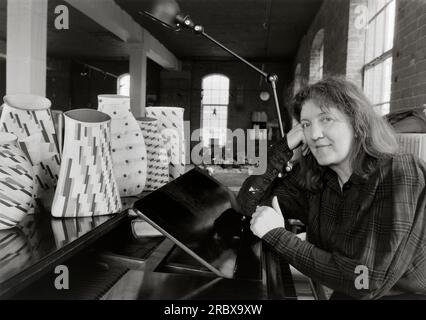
[362,0,396,116]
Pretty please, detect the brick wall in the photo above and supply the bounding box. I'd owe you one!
[391,0,426,111]
[294,0,350,84]
[293,0,426,113]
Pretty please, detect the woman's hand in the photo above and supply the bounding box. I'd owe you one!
[286,123,305,150]
[250,196,285,238]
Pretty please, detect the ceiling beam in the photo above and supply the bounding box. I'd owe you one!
[64,0,180,70]
[64,0,142,42]
[144,33,181,70]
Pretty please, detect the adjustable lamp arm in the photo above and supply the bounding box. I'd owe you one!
[176,14,285,137]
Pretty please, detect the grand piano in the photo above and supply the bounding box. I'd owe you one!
[0,168,299,300]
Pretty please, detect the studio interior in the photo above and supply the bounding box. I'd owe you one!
[1,0,426,301]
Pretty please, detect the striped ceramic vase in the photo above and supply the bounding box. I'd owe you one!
[51,109,122,218]
[146,107,186,181]
[0,94,61,198]
[0,132,35,230]
[98,95,148,196]
[137,117,169,191]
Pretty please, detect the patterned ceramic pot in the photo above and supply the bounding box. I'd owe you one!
[137,117,169,191]
[146,107,185,180]
[0,132,34,230]
[51,109,122,218]
[98,95,147,196]
[0,94,61,197]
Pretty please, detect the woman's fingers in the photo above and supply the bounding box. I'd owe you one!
[271,196,282,216]
[286,124,304,150]
[250,201,286,238]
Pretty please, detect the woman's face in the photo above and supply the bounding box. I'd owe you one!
[300,99,355,169]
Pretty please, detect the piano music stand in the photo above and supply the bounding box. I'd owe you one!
[133,167,250,279]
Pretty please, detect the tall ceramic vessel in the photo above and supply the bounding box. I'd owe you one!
[98,95,147,196]
[0,94,61,197]
[137,117,169,191]
[0,133,34,230]
[146,107,185,180]
[51,109,122,218]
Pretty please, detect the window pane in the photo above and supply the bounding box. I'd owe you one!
[383,57,392,103]
[374,103,389,116]
[368,0,376,20]
[366,0,395,64]
[372,65,378,105]
[202,105,228,147]
[365,20,375,63]
[363,0,394,115]
[117,74,130,96]
[384,0,396,52]
[319,44,324,79]
[375,11,385,58]
[202,75,230,105]
[364,67,373,102]
[201,75,229,147]
[378,0,386,14]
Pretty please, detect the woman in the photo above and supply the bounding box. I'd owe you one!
[237,77,426,300]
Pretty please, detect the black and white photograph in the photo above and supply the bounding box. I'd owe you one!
[0,0,426,308]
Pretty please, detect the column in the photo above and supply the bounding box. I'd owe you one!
[6,0,48,96]
[129,43,147,117]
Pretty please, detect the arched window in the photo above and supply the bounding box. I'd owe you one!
[294,63,302,95]
[117,73,130,96]
[201,74,229,147]
[309,29,324,83]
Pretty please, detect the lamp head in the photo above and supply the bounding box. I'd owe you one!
[141,0,196,31]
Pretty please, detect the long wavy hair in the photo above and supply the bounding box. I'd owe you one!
[292,76,398,192]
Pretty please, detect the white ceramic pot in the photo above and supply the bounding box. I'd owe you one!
[0,132,35,230]
[146,106,185,180]
[137,117,169,190]
[98,95,148,196]
[51,109,122,218]
[1,94,61,197]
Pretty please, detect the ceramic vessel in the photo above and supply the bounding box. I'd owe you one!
[51,109,122,218]
[0,132,35,230]
[98,95,147,196]
[137,117,169,190]
[0,94,61,197]
[146,107,185,180]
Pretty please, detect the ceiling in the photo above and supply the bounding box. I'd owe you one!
[0,0,323,61]
[116,0,324,61]
[0,0,130,60]
[47,0,130,59]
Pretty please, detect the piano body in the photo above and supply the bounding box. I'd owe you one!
[0,168,297,300]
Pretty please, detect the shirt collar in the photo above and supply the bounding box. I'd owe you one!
[322,167,369,189]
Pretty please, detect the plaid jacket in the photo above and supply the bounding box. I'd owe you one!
[237,138,426,299]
